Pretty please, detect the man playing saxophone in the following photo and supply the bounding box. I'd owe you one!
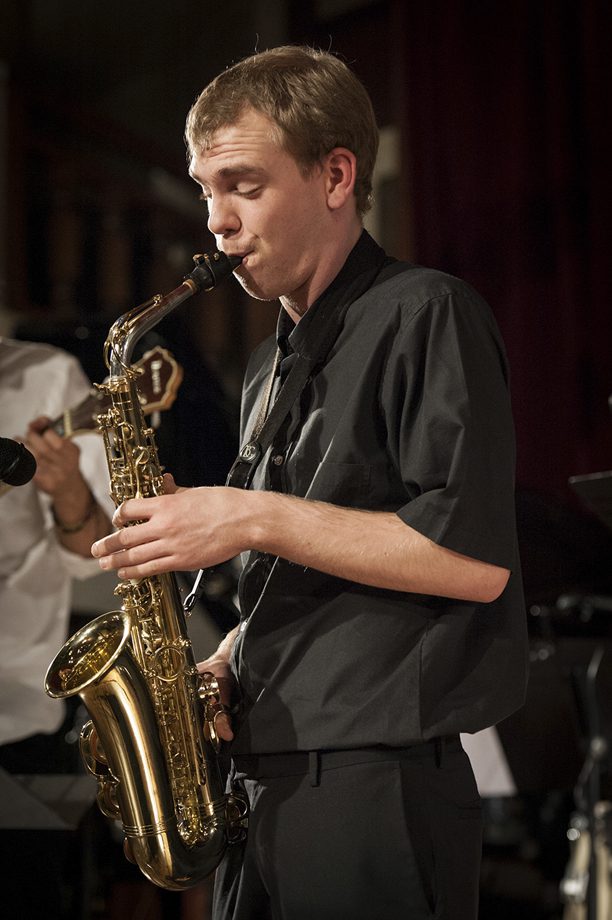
[92,46,528,920]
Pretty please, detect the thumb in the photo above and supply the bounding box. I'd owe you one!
[163,472,189,494]
[162,472,178,494]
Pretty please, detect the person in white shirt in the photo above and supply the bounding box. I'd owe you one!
[0,336,114,763]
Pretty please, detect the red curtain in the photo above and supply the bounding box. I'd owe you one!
[399,0,612,503]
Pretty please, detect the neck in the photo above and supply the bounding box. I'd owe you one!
[280,221,363,323]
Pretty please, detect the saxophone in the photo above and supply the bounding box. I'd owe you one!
[45,251,247,890]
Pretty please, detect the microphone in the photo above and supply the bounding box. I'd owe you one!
[0,437,37,486]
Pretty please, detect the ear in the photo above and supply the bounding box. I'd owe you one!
[323,147,357,210]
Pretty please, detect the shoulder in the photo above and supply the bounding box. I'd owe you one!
[349,261,500,343]
[1,338,84,375]
[0,338,92,411]
[375,261,492,317]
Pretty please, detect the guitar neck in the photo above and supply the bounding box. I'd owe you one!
[49,389,108,438]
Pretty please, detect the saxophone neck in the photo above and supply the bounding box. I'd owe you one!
[105,250,240,374]
[106,281,198,375]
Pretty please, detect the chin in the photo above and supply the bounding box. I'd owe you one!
[235,273,280,303]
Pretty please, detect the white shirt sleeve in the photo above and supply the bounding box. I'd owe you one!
[0,339,116,742]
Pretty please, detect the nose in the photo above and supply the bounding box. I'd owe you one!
[207,195,240,237]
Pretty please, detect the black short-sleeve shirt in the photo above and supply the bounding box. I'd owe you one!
[230,232,528,755]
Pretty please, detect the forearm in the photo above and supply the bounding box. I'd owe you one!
[197,624,241,741]
[92,486,509,602]
[202,624,241,670]
[52,478,111,557]
[25,416,112,556]
[248,491,509,603]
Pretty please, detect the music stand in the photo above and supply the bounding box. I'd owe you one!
[0,768,95,830]
[0,769,99,917]
[569,470,612,533]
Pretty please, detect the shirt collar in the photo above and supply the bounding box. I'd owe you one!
[275,230,386,358]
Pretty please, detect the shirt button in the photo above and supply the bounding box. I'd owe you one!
[271,454,284,466]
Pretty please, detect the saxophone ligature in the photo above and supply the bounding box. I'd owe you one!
[45,251,247,890]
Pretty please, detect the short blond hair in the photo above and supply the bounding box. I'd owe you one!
[185,46,379,216]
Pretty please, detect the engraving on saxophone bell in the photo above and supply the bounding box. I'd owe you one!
[44,251,247,890]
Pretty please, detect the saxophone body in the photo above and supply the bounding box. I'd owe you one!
[45,252,247,890]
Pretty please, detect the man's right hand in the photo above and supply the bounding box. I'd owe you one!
[197,641,238,743]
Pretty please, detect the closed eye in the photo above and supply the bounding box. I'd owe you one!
[235,186,262,198]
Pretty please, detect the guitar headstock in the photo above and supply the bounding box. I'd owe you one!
[49,345,183,437]
[133,345,183,414]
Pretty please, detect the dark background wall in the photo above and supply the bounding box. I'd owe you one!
[401,1,612,498]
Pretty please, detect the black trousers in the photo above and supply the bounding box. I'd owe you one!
[213,737,483,920]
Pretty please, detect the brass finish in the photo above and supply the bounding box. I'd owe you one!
[45,252,247,890]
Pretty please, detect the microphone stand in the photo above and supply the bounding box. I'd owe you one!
[570,636,608,918]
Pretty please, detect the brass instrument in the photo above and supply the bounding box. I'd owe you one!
[45,251,247,890]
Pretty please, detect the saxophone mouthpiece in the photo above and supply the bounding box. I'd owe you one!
[188,250,242,292]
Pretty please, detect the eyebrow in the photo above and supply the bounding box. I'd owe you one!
[190,164,267,186]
